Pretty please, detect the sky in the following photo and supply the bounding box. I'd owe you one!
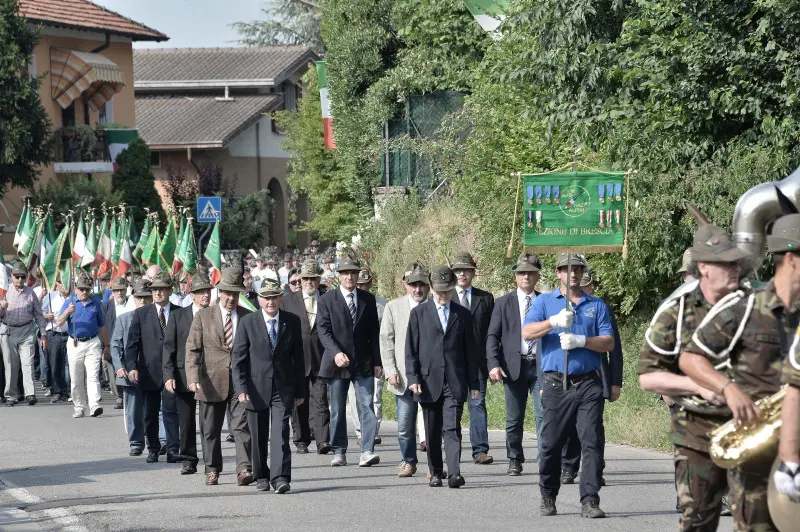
[92,0,269,48]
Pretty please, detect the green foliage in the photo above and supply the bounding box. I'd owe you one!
[0,0,52,192]
[111,138,165,225]
[232,0,324,53]
[31,174,122,224]
[219,191,272,250]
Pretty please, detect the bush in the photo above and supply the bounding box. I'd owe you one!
[111,138,165,225]
[31,174,122,224]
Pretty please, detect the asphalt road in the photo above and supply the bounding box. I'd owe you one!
[0,385,716,531]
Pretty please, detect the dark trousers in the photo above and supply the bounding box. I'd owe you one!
[290,375,329,445]
[142,389,163,453]
[504,358,544,462]
[175,390,198,466]
[46,332,69,396]
[466,377,489,457]
[198,394,251,474]
[421,382,464,477]
[539,372,604,503]
[248,388,292,485]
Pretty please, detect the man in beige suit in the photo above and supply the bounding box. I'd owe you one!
[380,262,430,477]
[185,267,253,487]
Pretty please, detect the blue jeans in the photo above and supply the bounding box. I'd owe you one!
[123,386,145,450]
[37,339,50,385]
[329,374,377,455]
[504,358,544,461]
[467,377,489,457]
[160,388,180,454]
[395,390,418,464]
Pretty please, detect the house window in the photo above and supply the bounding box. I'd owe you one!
[295,82,302,104]
[98,99,114,125]
[150,151,161,168]
[62,102,76,127]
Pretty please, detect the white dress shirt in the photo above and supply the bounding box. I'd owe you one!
[407,295,421,310]
[115,298,133,318]
[155,301,171,324]
[191,304,203,317]
[435,302,450,332]
[261,309,280,330]
[340,286,358,309]
[517,288,540,356]
[41,291,67,332]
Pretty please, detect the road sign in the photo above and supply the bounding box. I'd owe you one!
[197,196,222,222]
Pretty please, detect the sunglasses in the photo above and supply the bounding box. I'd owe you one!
[289,280,302,286]
[13,274,26,279]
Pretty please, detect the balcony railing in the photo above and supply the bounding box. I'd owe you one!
[53,127,111,163]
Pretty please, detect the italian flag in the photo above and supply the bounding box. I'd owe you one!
[14,199,30,252]
[106,128,139,168]
[316,61,336,149]
[40,223,71,293]
[203,221,223,286]
[94,213,113,278]
[73,216,86,264]
[463,0,508,34]
[239,294,257,312]
[82,218,97,270]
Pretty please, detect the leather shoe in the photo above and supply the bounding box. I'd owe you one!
[374,437,382,445]
[159,444,167,456]
[166,453,182,463]
[561,468,577,484]
[181,463,197,475]
[473,452,493,465]
[448,474,465,488]
[317,442,331,455]
[429,473,443,487]
[129,448,143,456]
[26,395,37,406]
[205,472,219,486]
[581,500,606,518]
[541,497,557,516]
[507,459,523,476]
[274,481,290,494]
[237,469,255,486]
[295,442,309,454]
[256,479,270,491]
[146,451,159,463]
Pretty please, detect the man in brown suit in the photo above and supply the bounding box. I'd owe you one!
[185,267,253,486]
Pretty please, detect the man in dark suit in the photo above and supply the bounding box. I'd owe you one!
[451,251,495,465]
[232,279,307,493]
[317,254,382,467]
[407,264,479,488]
[487,253,544,476]
[162,274,212,475]
[283,259,330,454]
[125,271,182,464]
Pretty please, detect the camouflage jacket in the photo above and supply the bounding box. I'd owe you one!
[686,281,797,402]
[783,326,800,388]
[638,284,729,452]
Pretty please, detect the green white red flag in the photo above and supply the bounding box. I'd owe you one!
[40,223,71,292]
[316,61,336,149]
[14,199,30,252]
[82,218,97,270]
[94,213,113,278]
[204,221,222,286]
[73,216,86,264]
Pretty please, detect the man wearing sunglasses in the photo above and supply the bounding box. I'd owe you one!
[286,269,302,294]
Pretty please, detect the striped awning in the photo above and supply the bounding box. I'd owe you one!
[50,48,125,111]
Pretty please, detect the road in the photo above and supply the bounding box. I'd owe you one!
[0,385,717,531]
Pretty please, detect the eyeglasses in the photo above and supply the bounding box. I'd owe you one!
[12,275,25,279]
[289,280,302,286]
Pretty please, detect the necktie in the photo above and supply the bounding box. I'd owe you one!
[460,290,469,309]
[347,293,356,328]
[224,311,233,349]
[439,305,448,333]
[268,318,277,349]
[305,295,316,328]
[524,295,534,356]
[159,307,166,336]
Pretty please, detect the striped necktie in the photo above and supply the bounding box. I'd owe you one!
[224,311,233,349]
[268,318,277,349]
[347,293,356,328]
[524,295,534,356]
[159,307,166,336]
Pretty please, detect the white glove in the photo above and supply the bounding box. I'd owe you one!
[549,309,574,329]
[559,333,586,350]
[773,461,800,501]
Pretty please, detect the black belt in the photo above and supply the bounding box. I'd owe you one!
[7,321,33,328]
[544,370,599,386]
[71,335,98,342]
[47,330,68,336]
[520,354,536,362]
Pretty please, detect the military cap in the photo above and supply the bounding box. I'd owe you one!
[513,252,542,272]
[75,271,93,289]
[189,273,213,292]
[358,267,373,284]
[149,271,173,289]
[337,255,361,273]
[677,248,693,273]
[132,279,152,297]
[690,224,749,263]
[767,213,800,253]
[110,277,128,291]
[404,261,430,285]
[258,278,283,298]
[217,267,245,292]
[300,259,321,278]
[283,253,293,262]
[555,253,588,269]
[266,255,279,266]
[580,271,593,287]
[430,264,456,291]
[451,251,477,270]
[11,262,27,276]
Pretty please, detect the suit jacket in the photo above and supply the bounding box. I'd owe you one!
[452,286,494,380]
[405,299,478,403]
[110,310,134,388]
[162,305,196,393]
[231,310,307,411]
[598,309,623,399]
[124,303,181,391]
[317,287,381,379]
[185,305,251,403]
[380,296,415,395]
[486,290,543,383]
[283,291,323,377]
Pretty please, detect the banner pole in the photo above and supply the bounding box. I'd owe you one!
[563,253,570,391]
[507,172,522,259]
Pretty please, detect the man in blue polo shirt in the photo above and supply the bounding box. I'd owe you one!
[523,253,614,519]
[57,272,110,419]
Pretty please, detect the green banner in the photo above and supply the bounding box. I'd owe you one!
[522,171,627,253]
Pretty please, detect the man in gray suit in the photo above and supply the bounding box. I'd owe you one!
[380,262,430,477]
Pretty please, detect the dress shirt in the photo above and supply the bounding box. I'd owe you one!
[303,292,317,327]
[169,293,186,306]
[516,288,540,356]
[41,291,67,332]
[220,307,239,338]
[456,286,472,309]
[436,302,450,332]
[340,286,358,309]
[115,298,133,318]
[278,266,291,286]
[2,285,46,329]
[155,301,171,325]
[407,295,421,310]
[191,304,203,317]
[261,309,280,330]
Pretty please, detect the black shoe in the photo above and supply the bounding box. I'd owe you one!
[146,451,159,463]
[274,481,290,494]
[90,407,103,417]
[507,459,523,476]
[600,476,606,486]
[159,444,167,456]
[181,463,197,475]
[541,497,557,516]
[581,500,606,518]
[51,395,65,404]
[166,453,182,463]
[0,396,5,403]
[26,395,37,406]
[295,442,309,454]
[560,468,577,484]
[448,474,465,488]
[676,497,681,512]
[317,442,331,455]
[429,473,443,487]
[720,496,731,516]
[6,399,17,407]
[374,437,382,445]
[256,479,270,491]
[225,434,235,443]
[129,448,143,456]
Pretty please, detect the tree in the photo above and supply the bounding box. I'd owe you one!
[31,174,122,224]
[232,0,324,53]
[220,190,272,250]
[0,0,52,192]
[111,138,165,224]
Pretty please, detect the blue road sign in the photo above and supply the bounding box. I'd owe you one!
[197,196,222,222]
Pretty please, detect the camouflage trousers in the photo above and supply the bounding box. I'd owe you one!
[727,449,778,532]
[674,446,727,532]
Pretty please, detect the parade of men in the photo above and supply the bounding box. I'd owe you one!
[41,278,69,403]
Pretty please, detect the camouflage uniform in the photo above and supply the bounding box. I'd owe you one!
[638,286,730,531]
[685,280,797,532]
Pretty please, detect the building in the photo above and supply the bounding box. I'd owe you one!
[133,46,319,249]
